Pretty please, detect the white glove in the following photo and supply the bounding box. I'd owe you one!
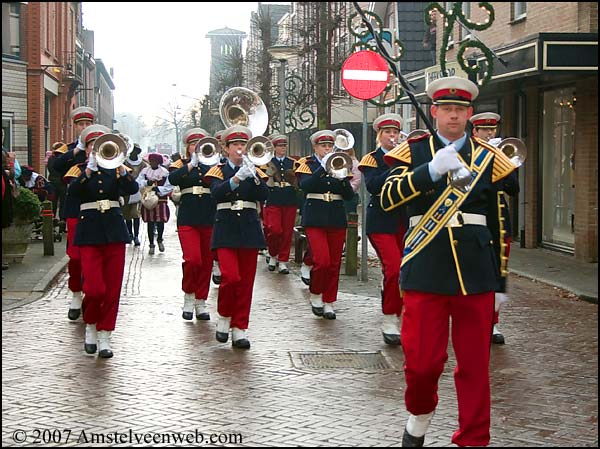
[86,153,98,172]
[75,139,85,152]
[494,292,509,312]
[236,165,252,181]
[190,152,199,168]
[321,151,335,168]
[488,137,502,147]
[332,167,349,179]
[429,144,464,176]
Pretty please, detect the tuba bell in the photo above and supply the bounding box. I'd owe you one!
[195,137,221,166]
[406,129,428,140]
[92,133,128,169]
[219,87,269,136]
[332,129,355,151]
[496,137,527,168]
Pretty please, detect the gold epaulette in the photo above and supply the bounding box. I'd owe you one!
[52,142,68,154]
[383,141,411,166]
[474,137,516,183]
[170,159,184,170]
[294,156,307,169]
[205,165,224,180]
[295,162,312,175]
[256,167,269,180]
[358,152,378,169]
[64,165,82,180]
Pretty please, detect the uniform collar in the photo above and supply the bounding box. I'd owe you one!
[436,131,467,150]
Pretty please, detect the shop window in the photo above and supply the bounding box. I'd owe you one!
[541,87,576,250]
[1,3,21,59]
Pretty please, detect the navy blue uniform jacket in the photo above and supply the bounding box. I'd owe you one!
[206,163,268,250]
[168,163,216,227]
[69,168,138,246]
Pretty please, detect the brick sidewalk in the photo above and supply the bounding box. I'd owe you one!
[2,221,598,447]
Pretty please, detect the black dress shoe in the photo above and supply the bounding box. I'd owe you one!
[301,276,310,286]
[216,331,229,343]
[268,264,276,272]
[84,343,97,354]
[402,427,424,447]
[2,262,9,271]
[182,311,193,320]
[383,333,401,345]
[492,333,505,344]
[311,306,324,317]
[98,349,113,358]
[232,338,251,349]
[265,255,270,264]
[323,311,336,320]
[68,308,81,320]
[212,274,221,284]
[133,236,140,246]
[278,267,289,274]
[196,312,210,321]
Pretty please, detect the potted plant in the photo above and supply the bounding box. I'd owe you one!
[2,186,41,263]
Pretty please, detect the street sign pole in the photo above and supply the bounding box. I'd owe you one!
[360,100,369,282]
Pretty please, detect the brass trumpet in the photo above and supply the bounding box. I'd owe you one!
[195,137,221,166]
[325,151,353,178]
[92,133,128,169]
[497,137,527,168]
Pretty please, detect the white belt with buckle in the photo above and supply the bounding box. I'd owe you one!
[181,186,211,196]
[216,200,258,211]
[80,200,120,213]
[306,192,343,202]
[409,212,487,228]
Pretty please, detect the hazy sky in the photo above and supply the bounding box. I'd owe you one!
[82,2,267,126]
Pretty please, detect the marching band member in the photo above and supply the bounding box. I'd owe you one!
[210,131,226,284]
[54,107,97,320]
[380,77,516,447]
[204,125,269,349]
[295,130,355,319]
[67,131,138,358]
[136,153,173,255]
[122,143,148,246]
[168,128,216,321]
[470,112,520,345]
[358,113,408,345]
[263,134,298,274]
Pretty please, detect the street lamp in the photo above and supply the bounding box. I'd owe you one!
[267,44,298,135]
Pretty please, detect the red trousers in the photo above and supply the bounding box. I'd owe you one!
[402,289,494,447]
[305,227,346,303]
[368,223,406,316]
[66,218,82,293]
[216,248,258,330]
[80,243,126,331]
[263,205,296,262]
[178,225,213,299]
[494,237,511,325]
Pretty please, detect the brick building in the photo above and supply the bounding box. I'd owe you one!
[397,2,597,262]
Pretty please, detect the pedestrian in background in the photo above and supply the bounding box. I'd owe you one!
[122,143,148,246]
[137,153,173,255]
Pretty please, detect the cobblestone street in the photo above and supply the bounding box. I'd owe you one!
[2,222,598,447]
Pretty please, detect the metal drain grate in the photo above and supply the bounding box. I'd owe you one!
[290,351,391,370]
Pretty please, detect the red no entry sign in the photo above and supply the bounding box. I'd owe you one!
[342,50,389,100]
